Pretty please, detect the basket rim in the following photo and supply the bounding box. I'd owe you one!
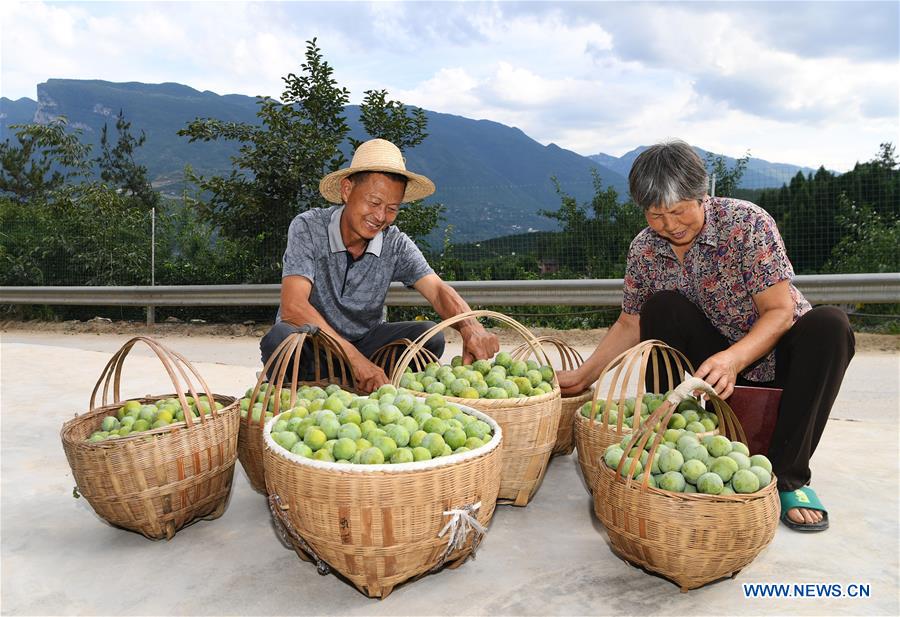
[235,380,367,428]
[263,402,503,474]
[563,389,593,401]
[414,383,561,408]
[61,393,238,447]
[574,408,633,433]
[596,462,778,502]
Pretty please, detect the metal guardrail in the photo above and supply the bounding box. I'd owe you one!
[1,274,898,308]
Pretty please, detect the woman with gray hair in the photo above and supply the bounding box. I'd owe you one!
[558,139,854,533]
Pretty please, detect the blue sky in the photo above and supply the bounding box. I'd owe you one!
[2,1,898,171]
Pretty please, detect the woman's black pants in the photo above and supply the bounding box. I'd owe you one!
[639,290,855,492]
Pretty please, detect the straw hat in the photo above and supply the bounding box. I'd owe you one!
[319,138,435,204]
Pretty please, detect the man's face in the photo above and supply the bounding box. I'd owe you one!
[645,198,705,248]
[339,173,405,245]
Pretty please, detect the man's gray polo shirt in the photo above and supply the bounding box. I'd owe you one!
[279,205,434,342]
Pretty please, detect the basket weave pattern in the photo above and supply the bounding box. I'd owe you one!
[593,377,779,590]
[596,474,779,590]
[263,408,503,598]
[60,337,239,540]
[512,336,589,457]
[238,328,355,494]
[392,310,561,506]
[574,340,693,494]
[556,390,592,456]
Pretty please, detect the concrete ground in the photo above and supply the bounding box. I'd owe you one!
[1,330,898,616]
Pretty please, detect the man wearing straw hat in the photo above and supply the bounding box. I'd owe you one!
[261,138,499,393]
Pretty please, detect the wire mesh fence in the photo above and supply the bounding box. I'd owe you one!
[2,164,898,328]
[2,167,898,284]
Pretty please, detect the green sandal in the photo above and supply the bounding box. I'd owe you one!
[779,487,829,532]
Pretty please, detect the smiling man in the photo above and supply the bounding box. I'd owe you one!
[260,138,498,394]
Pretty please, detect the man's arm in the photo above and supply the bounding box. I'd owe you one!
[556,311,641,395]
[281,275,389,393]
[693,280,795,399]
[412,274,500,363]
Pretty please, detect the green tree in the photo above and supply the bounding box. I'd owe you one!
[585,172,644,276]
[825,194,899,273]
[179,39,444,278]
[874,142,897,170]
[0,116,157,289]
[705,151,748,197]
[156,189,255,285]
[757,142,898,273]
[541,171,643,278]
[351,89,428,151]
[0,118,92,203]
[352,89,444,246]
[96,109,159,209]
[178,39,351,279]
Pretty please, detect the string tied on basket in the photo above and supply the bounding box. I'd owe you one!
[666,376,717,407]
[268,493,331,575]
[435,501,486,567]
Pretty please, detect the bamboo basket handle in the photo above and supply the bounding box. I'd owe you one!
[249,331,308,427]
[390,310,552,386]
[108,338,212,427]
[91,337,189,414]
[373,338,441,378]
[614,376,749,490]
[510,335,585,371]
[164,345,223,423]
[311,329,356,387]
[585,340,695,432]
[88,336,214,428]
[248,327,357,426]
[586,340,653,429]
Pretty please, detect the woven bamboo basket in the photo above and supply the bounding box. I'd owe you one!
[263,404,503,598]
[512,336,590,457]
[60,336,239,540]
[391,310,561,506]
[371,337,441,377]
[594,377,780,591]
[574,340,695,495]
[238,327,356,494]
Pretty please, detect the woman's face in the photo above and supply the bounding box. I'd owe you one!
[645,199,705,249]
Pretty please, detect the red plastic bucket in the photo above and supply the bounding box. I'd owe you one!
[726,385,782,455]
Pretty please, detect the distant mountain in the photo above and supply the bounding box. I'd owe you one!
[2,79,824,241]
[589,146,820,190]
[383,114,628,241]
[0,79,627,242]
[0,96,39,133]
[12,79,263,184]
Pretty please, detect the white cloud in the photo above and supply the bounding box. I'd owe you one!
[1,1,897,171]
[1,1,314,98]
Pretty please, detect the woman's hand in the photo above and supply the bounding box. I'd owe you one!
[693,350,740,399]
[557,368,589,396]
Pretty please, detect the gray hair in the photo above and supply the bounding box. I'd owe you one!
[628,140,708,211]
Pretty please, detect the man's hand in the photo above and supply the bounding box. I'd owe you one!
[412,275,500,363]
[557,368,590,396]
[352,356,390,394]
[693,349,740,399]
[461,326,500,365]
